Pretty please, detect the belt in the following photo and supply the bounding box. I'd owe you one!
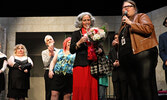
[43,68,49,70]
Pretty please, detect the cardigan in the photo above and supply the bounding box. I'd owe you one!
[70,29,89,67]
[41,48,59,69]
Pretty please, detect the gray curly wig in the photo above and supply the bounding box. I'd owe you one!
[75,12,95,28]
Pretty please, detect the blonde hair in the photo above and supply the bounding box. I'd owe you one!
[13,44,28,56]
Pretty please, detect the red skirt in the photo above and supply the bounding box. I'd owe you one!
[72,66,98,100]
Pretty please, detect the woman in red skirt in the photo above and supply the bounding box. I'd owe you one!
[70,12,103,100]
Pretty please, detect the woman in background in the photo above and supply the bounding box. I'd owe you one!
[0,43,7,93]
[7,44,33,100]
[49,37,75,100]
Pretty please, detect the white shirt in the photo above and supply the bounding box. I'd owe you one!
[41,48,59,68]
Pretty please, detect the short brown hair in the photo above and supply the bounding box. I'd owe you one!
[123,0,138,12]
[163,17,167,26]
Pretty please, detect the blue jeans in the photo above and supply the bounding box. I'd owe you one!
[99,85,107,100]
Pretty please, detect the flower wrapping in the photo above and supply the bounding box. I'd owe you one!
[87,27,106,42]
[85,26,107,61]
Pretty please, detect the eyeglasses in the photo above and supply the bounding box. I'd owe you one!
[123,5,134,9]
[82,19,91,22]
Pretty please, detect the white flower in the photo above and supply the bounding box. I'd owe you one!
[93,34,101,41]
[87,27,106,42]
[99,29,105,38]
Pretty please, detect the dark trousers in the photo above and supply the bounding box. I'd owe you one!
[120,47,159,100]
[165,70,167,84]
[99,85,107,100]
[112,67,129,100]
[113,80,128,100]
[44,70,51,100]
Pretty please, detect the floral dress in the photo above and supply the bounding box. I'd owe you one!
[53,49,75,75]
[50,49,75,93]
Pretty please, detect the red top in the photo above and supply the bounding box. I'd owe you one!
[82,28,97,61]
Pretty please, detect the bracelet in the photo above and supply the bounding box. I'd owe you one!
[76,43,80,48]
[76,43,80,49]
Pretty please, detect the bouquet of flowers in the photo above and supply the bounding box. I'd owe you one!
[87,25,107,44]
[85,25,108,61]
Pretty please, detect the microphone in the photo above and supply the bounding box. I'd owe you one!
[123,10,127,16]
[122,10,128,25]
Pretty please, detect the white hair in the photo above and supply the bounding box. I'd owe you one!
[44,35,54,43]
[75,12,95,28]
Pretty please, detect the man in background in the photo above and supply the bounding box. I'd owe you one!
[159,17,167,85]
[41,35,59,100]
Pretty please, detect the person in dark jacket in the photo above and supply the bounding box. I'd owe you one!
[159,17,167,85]
[108,33,128,100]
